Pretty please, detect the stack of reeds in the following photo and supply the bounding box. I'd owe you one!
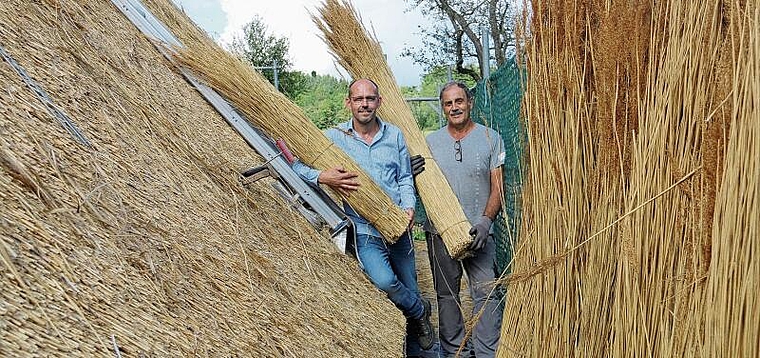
[498,0,758,356]
[174,40,409,242]
[313,0,474,258]
[703,7,759,355]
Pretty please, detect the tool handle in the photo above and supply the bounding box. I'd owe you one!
[242,165,268,178]
[276,139,295,164]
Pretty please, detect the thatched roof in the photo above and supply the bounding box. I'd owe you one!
[0,0,404,356]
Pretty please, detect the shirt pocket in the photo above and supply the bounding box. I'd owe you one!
[374,143,401,178]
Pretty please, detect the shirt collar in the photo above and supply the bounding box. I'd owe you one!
[339,117,387,141]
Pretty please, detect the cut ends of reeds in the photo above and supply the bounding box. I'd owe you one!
[437,221,474,260]
[415,165,473,259]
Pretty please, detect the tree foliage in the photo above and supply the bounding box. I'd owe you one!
[400,85,437,132]
[293,73,349,130]
[403,0,516,82]
[418,65,477,95]
[227,16,306,99]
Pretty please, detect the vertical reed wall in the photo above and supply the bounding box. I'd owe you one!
[499,1,758,356]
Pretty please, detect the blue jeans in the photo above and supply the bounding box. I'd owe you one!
[355,232,426,356]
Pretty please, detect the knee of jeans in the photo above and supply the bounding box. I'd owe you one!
[371,272,399,293]
[470,286,505,307]
[470,284,493,301]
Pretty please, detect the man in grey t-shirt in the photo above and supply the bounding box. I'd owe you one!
[423,82,505,357]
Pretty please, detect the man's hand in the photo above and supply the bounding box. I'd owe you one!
[318,166,360,196]
[468,216,492,252]
[410,154,425,178]
[405,208,415,229]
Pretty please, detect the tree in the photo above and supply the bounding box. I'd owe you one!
[293,74,349,130]
[400,85,438,131]
[419,65,477,95]
[225,17,353,129]
[227,16,306,99]
[403,0,516,82]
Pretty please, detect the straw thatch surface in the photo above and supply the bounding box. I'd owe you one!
[0,0,407,356]
[703,8,759,353]
[312,0,474,259]
[499,0,758,357]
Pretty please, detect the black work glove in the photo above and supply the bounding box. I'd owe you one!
[410,154,425,178]
[468,216,492,251]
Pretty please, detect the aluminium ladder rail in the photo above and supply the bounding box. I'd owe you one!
[0,45,91,147]
[110,0,352,252]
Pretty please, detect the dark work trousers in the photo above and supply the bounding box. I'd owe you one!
[426,232,504,358]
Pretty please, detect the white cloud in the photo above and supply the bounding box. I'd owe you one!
[217,0,428,86]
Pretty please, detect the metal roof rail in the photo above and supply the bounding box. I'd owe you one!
[0,45,91,147]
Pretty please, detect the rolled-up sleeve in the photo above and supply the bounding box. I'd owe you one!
[291,160,320,185]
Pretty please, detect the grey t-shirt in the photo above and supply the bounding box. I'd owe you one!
[424,123,505,232]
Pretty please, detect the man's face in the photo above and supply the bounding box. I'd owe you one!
[441,86,473,127]
[346,80,382,126]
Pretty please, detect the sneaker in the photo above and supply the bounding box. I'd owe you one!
[413,299,435,350]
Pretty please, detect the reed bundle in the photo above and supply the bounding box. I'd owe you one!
[498,0,758,356]
[174,41,409,242]
[702,5,759,356]
[313,0,473,259]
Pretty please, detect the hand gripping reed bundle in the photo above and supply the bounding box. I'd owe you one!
[176,43,409,242]
[313,0,473,259]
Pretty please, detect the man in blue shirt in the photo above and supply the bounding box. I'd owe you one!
[292,79,435,356]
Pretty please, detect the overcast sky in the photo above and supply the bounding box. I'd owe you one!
[171,0,431,87]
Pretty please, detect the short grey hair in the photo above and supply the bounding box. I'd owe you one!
[438,81,472,101]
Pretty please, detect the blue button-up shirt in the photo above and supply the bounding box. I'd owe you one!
[292,118,415,237]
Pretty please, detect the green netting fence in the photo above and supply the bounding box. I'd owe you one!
[471,56,525,276]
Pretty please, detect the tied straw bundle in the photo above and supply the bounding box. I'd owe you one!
[175,43,409,242]
[313,0,473,259]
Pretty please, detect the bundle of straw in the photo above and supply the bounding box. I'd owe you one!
[704,8,760,354]
[175,42,409,242]
[313,0,473,259]
[497,0,758,356]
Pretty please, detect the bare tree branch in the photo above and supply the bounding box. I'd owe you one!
[403,0,515,81]
[452,28,480,79]
[489,0,505,65]
[437,0,483,73]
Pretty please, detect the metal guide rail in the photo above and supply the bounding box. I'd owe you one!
[0,45,91,146]
[110,0,352,253]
